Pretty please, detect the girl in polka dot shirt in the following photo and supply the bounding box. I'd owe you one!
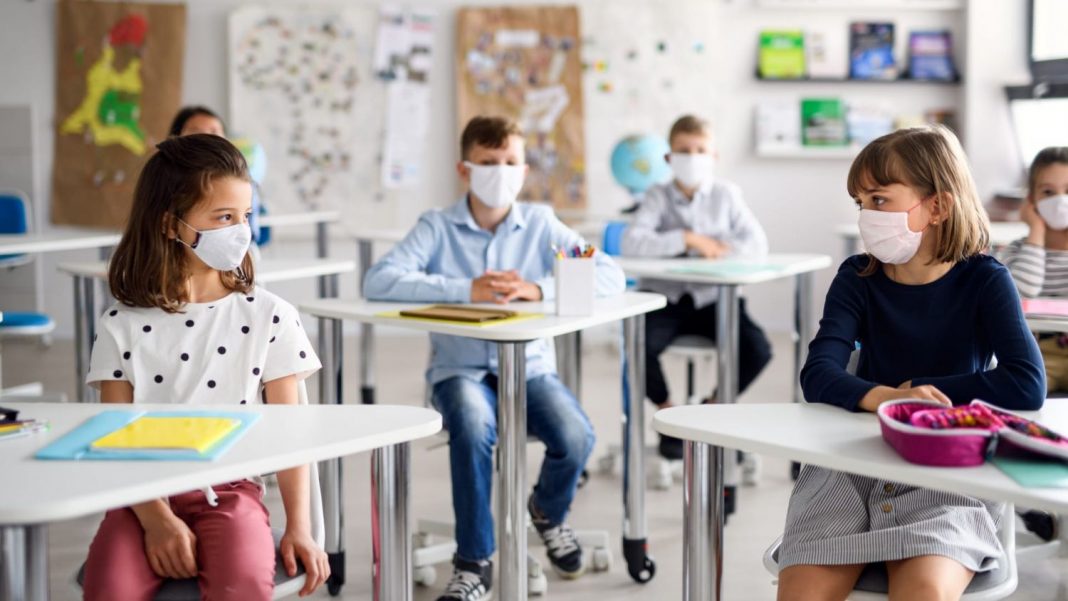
[81,134,327,600]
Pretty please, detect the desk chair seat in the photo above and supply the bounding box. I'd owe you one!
[762,503,1018,600]
[74,382,325,600]
[0,190,32,269]
[0,312,55,337]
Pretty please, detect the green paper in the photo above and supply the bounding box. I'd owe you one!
[991,456,1068,488]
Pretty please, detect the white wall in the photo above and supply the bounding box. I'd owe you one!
[0,0,1034,339]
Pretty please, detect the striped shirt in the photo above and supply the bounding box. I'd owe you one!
[997,238,1068,298]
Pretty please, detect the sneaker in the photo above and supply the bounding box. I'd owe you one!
[528,495,586,579]
[1020,509,1058,542]
[658,433,684,460]
[436,556,492,601]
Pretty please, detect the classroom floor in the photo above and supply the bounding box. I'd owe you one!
[6,331,1068,600]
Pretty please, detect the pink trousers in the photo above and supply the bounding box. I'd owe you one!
[82,480,276,601]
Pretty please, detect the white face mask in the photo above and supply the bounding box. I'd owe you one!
[177,219,252,271]
[465,162,526,209]
[1037,195,1068,230]
[670,153,714,190]
[857,203,925,265]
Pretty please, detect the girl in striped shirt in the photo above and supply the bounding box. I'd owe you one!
[998,147,1068,392]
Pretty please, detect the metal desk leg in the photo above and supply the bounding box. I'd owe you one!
[1,524,48,601]
[554,331,582,399]
[319,317,346,596]
[316,221,330,299]
[372,442,412,601]
[497,342,527,599]
[683,441,723,601]
[73,275,96,403]
[715,286,740,406]
[622,315,655,583]
[358,239,376,404]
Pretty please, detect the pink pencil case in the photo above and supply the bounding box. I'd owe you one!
[877,399,1068,467]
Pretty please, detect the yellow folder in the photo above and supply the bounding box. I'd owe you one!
[91,416,241,454]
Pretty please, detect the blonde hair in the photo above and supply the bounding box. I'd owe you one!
[668,114,711,144]
[847,125,990,275]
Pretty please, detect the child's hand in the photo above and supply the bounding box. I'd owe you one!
[142,513,198,579]
[858,383,951,412]
[280,528,330,596]
[472,270,542,303]
[1022,202,1046,246]
[684,231,730,259]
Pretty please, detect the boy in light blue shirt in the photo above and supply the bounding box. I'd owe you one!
[364,116,625,601]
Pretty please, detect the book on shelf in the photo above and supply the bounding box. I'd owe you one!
[846,103,894,146]
[755,102,803,153]
[801,98,848,146]
[758,30,806,79]
[805,28,848,79]
[907,30,957,81]
[850,22,897,80]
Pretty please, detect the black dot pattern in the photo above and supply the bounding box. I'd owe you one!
[207,380,216,388]
[241,326,250,334]
[299,351,306,359]
[272,315,280,324]
[123,351,131,360]
[181,353,189,361]
[252,367,260,376]
[109,310,118,317]
[218,346,227,355]
[270,336,276,343]
[240,400,247,405]
[154,375,163,383]
[113,370,123,378]
[142,325,152,333]
[185,320,195,327]
[246,297,255,302]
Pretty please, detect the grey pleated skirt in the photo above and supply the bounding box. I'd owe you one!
[778,465,1004,573]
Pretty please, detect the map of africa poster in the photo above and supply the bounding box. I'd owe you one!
[456,6,586,211]
[52,0,185,228]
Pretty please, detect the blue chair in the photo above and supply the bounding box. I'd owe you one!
[0,190,32,269]
[0,191,56,343]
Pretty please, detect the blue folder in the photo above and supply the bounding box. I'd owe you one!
[35,410,260,461]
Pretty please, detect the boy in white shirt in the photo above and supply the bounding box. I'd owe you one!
[622,115,772,460]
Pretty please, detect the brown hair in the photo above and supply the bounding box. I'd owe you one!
[846,124,990,276]
[1028,146,1068,196]
[460,116,524,160]
[109,134,254,312]
[668,114,711,144]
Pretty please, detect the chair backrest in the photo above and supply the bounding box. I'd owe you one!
[601,221,628,257]
[0,190,29,235]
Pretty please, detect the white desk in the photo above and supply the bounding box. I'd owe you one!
[0,228,121,256]
[300,292,667,600]
[57,258,357,402]
[834,222,1029,257]
[615,254,833,409]
[0,401,441,601]
[653,401,1068,600]
[1026,315,1068,334]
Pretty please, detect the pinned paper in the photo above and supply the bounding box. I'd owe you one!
[495,29,539,48]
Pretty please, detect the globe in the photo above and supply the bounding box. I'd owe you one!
[609,134,671,195]
[231,136,267,185]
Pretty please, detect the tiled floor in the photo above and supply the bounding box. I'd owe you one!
[5,331,1067,600]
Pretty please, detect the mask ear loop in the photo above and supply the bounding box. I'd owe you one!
[176,218,203,249]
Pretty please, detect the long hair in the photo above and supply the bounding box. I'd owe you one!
[847,125,990,276]
[109,134,254,312]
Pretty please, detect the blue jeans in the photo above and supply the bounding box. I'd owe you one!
[431,373,596,562]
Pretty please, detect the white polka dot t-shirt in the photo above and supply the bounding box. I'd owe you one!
[87,286,321,404]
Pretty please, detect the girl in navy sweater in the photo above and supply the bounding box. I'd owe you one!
[777,125,1045,601]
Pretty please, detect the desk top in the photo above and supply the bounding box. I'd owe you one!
[349,227,410,245]
[0,402,441,525]
[258,210,341,228]
[300,292,667,341]
[57,258,356,283]
[0,228,121,255]
[1026,316,1068,333]
[615,254,833,285]
[654,402,1068,514]
[834,222,1028,246]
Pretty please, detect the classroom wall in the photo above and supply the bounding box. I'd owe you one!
[0,0,1032,340]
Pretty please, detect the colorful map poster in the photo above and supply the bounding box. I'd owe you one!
[456,6,586,210]
[229,7,367,213]
[52,0,186,228]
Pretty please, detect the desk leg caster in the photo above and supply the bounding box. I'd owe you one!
[361,386,375,405]
[327,550,345,596]
[623,537,656,583]
[790,461,801,481]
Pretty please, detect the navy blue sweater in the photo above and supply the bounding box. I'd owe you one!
[800,254,1046,412]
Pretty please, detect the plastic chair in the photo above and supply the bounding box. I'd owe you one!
[0,190,32,269]
[75,381,325,600]
[762,502,1019,600]
[412,386,612,595]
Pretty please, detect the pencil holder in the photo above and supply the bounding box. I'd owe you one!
[554,257,595,316]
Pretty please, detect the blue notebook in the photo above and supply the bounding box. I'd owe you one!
[36,410,260,461]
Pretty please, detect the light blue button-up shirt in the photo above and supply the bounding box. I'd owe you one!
[364,198,626,385]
